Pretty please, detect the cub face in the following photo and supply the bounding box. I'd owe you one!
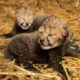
[16,7,33,30]
[38,16,68,50]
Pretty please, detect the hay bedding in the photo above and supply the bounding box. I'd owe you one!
[0,0,80,80]
[0,52,62,80]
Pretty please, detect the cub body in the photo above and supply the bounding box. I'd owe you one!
[1,7,50,38]
[38,16,68,75]
[4,31,49,68]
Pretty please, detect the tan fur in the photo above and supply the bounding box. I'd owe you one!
[4,31,49,68]
[38,16,68,49]
[16,7,33,30]
[0,7,51,38]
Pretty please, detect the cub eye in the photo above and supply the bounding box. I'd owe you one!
[48,34,56,37]
[53,26,56,28]
[48,34,53,37]
[39,29,43,36]
[57,38,62,42]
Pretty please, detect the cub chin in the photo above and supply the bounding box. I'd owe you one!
[0,7,51,38]
[38,16,69,76]
[4,31,49,68]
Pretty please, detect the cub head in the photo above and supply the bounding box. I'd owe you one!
[16,7,33,30]
[38,16,68,50]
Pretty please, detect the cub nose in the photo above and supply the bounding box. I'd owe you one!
[40,38,44,43]
[22,23,29,27]
[26,23,29,26]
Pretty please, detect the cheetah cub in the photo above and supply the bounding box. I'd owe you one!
[38,16,68,49]
[4,31,49,68]
[38,16,69,75]
[0,7,50,38]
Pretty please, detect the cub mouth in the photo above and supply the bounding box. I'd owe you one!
[21,25,31,30]
[20,22,33,30]
[38,38,61,50]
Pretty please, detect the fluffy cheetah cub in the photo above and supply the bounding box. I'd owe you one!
[16,7,33,30]
[4,31,49,68]
[38,16,68,50]
[38,16,69,76]
[1,7,50,38]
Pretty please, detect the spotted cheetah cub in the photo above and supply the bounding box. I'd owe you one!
[4,31,49,68]
[0,7,50,38]
[38,16,68,50]
[38,16,68,76]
